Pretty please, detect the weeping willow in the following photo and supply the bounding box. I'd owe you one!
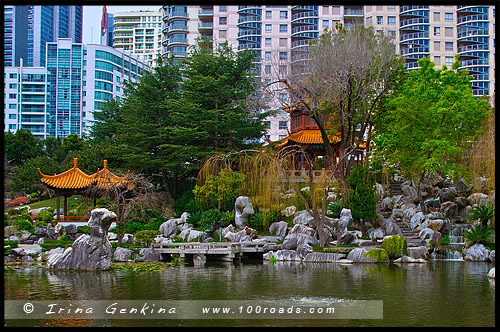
[468,108,495,193]
[196,145,335,246]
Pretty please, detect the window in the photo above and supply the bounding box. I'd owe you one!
[9,94,16,99]
[322,6,329,15]
[8,104,16,109]
[9,73,17,79]
[280,11,287,19]
[9,83,17,89]
[264,65,271,74]
[279,121,287,130]
[434,41,441,51]
[265,24,272,33]
[278,93,287,102]
[279,51,287,60]
[445,13,453,22]
[445,27,453,37]
[266,11,272,19]
[9,124,16,130]
[387,6,396,11]
[434,27,440,36]
[263,121,271,129]
[388,16,396,25]
[279,38,287,47]
[265,38,272,47]
[445,56,454,66]
[433,12,441,21]
[219,5,227,12]
[387,30,396,38]
[445,42,453,51]
[265,51,272,60]
[377,16,383,25]
[332,6,340,15]
[322,20,329,29]
[9,114,16,119]
[279,24,287,33]
[219,30,227,38]
[219,16,227,25]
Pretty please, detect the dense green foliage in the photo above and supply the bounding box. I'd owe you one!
[463,225,494,249]
[193,168,246,211]
[468,204,495,228]
[380,235,408,257]
[374,57,491,184]
[347,164,378,223]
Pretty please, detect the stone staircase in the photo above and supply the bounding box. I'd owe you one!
[395,221,423,247]
[389,180,403,196]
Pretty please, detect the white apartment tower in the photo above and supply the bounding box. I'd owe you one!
[112,9,163,67]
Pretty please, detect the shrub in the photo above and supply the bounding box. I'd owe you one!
[249,212,264,230]
[463,225,494,249]
[193,168,246,211]
[380,235,408,257]
[438,235,450,245]
[198,209,223,231]
[186,211,203,228]
[347,164,378,223]
[77,225,89,234]
[468,203,495,228]
[13,216,34,233]
[363,248,389,262]
[37,209,55,223]
[4,240,19,255]
[40,238,73,251]
[326,200,345,218]
[135,230,159,247]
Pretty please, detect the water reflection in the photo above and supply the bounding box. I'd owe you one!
[4,260,495,327]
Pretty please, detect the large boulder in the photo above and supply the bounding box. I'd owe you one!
[159,219,178,238]
[303,252,346,263]
[464,244,491,262]
[407,246,430,260]
[281,232,318,250]
[382,217,403,236]
[439,201,458,218]
[113,247,133,262]
[269,221,288,237]
[46,208,117,270]
[136,248,160,262]
[346,248,377,263]
[409,212,426,230]
[234,196,254,229]
[263,250,302,262]
[293,210,314,226]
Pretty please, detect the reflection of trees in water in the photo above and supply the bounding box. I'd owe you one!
[45,270,116,299]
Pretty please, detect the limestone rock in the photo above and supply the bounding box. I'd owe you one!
[487,267,495,279]
[136,248,160,262]
[410,212,425,230]
[234,196,254,229]
[121,233,135,244]
[281,232,318,250]
[302,252,346,263]
[46,208,116,270]
[263,250,302,261]
[346,248,377,263]
[293,210,314,226]
[159,219,178,238]
[113,247,133,262]
[407,246,430,260]
[464,244,490,262]
[269,221,288,237]
[281,206,296,217]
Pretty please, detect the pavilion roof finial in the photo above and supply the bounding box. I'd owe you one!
[73,157,78,168]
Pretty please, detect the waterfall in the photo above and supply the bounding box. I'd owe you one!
[432,225,467,261]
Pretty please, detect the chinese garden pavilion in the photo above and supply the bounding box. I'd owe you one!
[38,158,131,222]
[274,105,366,173]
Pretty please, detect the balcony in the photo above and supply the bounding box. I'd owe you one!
[344,9,364,16]
[169,24,188,32]
[291,11,318,21]
[460,58,489,67]
[237,43,261,51]
[457,6,488,15]
[238,16,261,24]
[198,9,213,16]
[291,39,312,48]
[400,47,429,55]
[400,31,429,41]
[400,17,429,27]
[198,22,213,30]
[457,43,489,53]
[470,73,489,81]
[404,61,420,69]
[168,36,188,45]
[238,30,261,37]
[291,25,317,35]
[169,10,188,19]
[457,28,488,38]
[457,14,489,24]
[400,6,429,13]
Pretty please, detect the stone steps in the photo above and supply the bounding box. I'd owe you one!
[390,181,403,196]
[396,221,423,247]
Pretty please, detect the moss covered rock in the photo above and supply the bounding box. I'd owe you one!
[363,248,389,263]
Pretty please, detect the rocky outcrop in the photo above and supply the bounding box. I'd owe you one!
[234,196,254,229]
[46,208,117,270]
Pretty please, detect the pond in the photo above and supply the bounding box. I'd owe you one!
[4,260,495,327]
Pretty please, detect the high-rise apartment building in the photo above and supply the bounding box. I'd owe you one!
[4,38,151,138]
[27,5,83,67]
[112,9,163,67]
[159,5,495,141]
[4,5,29,67]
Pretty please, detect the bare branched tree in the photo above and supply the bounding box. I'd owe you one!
[264,24,405,199]
[83,172,166,245]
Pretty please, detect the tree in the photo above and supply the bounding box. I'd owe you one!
[4,129,45,166]
[269,24,405,199]
[347,164,378,236]
[374,56,491,211]
[181,41,268,152]
[8,156,61,196]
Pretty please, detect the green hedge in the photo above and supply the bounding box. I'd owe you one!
[380,235,408,256]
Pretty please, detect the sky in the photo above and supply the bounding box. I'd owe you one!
[82,5,162,44]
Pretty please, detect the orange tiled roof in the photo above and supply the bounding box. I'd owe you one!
[95,160,134,190]
[38,158,96,189]
[278,129,341,146]
[276,129,367,149]
[38,158,133,191]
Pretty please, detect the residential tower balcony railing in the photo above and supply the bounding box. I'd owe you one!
[291,39,312,48]
[457,43,489,53]
[460,58,489,67]
[400,31,429,41]
[291,11,318,21]
[470,73,489,80]
[457,14,489,24]
[400,17,429,27]
[400,47,429,55]
[400,6,429,13]
[291,6,317,12]
[198,22,214,29]
[238,16,261,23]
[404,61,420,69]
[291,25,317,34]
[344,9,364,16]
[457,28,488,38]
[237,43,261,50]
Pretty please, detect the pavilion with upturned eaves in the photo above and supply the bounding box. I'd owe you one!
[38,158,131,223]
[273,104,367,175]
